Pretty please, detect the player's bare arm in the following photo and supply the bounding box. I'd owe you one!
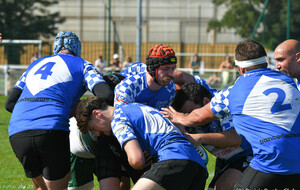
[124,139,145,170]
[161,103,217,127]
[184,129,242,148]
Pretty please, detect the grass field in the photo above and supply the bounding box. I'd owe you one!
[0,95,216,189]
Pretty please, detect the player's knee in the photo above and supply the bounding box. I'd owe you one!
[44,171,70,190]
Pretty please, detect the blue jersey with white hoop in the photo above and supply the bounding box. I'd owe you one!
[112,103,207,169]
[8,53,106,136]
[114,72,176,109]
[210,68,300,174]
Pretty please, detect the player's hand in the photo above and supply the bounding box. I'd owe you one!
[0,33,2,42]
[184,132,203,147]
[160,106,185,124]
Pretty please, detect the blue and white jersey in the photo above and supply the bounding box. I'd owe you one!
[210,68,300,174]
[112,103,207,169]
[193,75,219,96]
[114,72,176,110]
[8,53,106,136]
[119,62,218,96]
[119,62,147,78]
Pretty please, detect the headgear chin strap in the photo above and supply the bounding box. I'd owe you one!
[235,56,267,68]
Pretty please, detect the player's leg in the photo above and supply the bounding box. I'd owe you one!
[95,134,123,189]
[44,172,70,190]
[119,167,131,190]
[9,131,48,190]
[214,156,251,190]
[131,178,165,190]
[99,177,121,190]
[215,168,242,190]
[67,153,95,190]
[38,130,71,190]
[95,157,131,190]
[31,175,47,190]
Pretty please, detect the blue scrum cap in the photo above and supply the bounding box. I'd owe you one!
[53,31,81,57]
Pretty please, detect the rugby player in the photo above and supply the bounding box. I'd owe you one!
[6,31,113,190]
[172,82,253,190]
[274,39,300,88]
[162,39,300,189]
[76,96,208,190]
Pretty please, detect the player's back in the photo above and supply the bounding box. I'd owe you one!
[112,103,206,169]
[212,68,300,174]
[8,54,87,136]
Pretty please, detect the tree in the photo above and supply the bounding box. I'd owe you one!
[0,0,65,64]
[208,0,300,50]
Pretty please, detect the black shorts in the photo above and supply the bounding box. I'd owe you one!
[95,134,147,182]
[234,166,300,190]
[142,159,208,190]
[9,130,70,180]
[209,155,252,188]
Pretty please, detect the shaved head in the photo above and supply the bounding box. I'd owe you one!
[275,39,300,56]
[274,39,300,78]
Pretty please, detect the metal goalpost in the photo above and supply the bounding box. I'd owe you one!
[0,39,43,96]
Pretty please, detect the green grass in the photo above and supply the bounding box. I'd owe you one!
[0,96,35,189]
[0,95,215,189]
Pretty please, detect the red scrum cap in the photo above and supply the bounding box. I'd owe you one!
[146,45,177,80]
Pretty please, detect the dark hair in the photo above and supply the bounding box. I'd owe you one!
[235,39,268,70]
[76,96,108,134]
[171,82,212,111]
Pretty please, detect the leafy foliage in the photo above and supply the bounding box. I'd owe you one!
[0,0,65,64]
[0,0,65,39]
[209,0,300,49]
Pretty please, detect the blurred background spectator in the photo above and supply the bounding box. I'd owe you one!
[188,53,205,75]
[123,56,133,69]
[110,53,122,72]
[206,73,221,88]
[219,56,233,88]
[94,54,106,74]
[30,52,38,63]
[188,53,201,69]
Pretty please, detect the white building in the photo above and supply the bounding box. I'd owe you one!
[48,0,242,43]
